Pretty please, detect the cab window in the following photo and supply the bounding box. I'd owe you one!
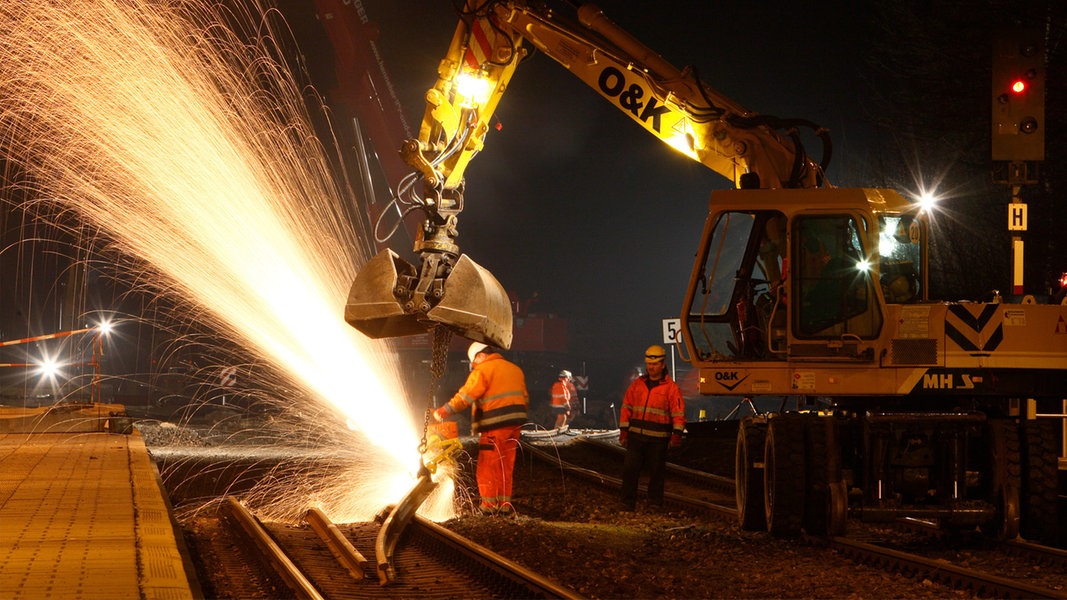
[878,214,922,303]
[684,210,787,361]
[794,215,882,337]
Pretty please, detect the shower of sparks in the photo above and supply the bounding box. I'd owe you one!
[0,1,455,519]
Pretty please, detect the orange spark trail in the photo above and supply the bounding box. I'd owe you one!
[0,1,452,519]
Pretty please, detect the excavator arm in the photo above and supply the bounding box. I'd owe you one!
[345,0,831,348]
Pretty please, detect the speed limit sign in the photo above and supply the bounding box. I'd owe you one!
[662,318,681,344]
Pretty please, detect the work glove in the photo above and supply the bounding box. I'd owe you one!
[618,429,628,448]
[669,433,683,448]
[432,406,448,422]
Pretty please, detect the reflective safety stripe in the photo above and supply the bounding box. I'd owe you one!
[475,389,526,407]
[475,403,527,432]
[619,374,685,440]
[447,354,529,434]
[628,418,673,437]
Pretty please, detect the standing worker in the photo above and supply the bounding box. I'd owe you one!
[434,342,529,515]
[618,344,685,511]
[550,369,578,430]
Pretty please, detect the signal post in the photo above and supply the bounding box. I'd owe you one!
[991,27,1044,296]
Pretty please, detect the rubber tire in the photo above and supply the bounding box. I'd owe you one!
[980,419,1021,540]
[736,417,767,531]
[802,415,831,535]
[765,414,805,537]
[1021,419,1058,545]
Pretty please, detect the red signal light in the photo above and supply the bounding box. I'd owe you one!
[1011,79,1026,93]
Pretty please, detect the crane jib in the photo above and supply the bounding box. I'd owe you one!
[597,66,672,133]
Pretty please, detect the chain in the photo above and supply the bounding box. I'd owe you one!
[419,324,454,456]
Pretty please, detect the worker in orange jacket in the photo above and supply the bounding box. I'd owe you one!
[550,369,577,429]
[618,344,685,511]
[434,342,529,514]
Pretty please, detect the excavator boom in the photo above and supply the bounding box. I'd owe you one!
[345,0,828,347]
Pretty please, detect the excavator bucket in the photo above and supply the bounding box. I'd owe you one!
[345,249,513,349]
[344,250,425,339]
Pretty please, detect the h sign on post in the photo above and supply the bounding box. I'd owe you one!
[1008,202,1028,231]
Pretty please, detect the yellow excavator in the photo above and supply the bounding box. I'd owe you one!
[342,1,1066,542]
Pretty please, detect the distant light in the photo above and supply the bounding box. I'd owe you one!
[1059,272,1067,289]
[879,237,896,256]
[37,356,61,379]
[856,259,871,273]
[96,319,113,335]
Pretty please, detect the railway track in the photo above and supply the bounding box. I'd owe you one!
[522,431,1067,599]
[520,436,737,519]
[186,496,581,599]
[846,518,1067,597]
[821,534,1066,599]
[160,430,1065,598]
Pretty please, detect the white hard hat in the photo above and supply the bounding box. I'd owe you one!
[467,341,489,364]
[559,370,572,379]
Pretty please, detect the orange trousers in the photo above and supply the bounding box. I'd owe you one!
[476,425,522,511]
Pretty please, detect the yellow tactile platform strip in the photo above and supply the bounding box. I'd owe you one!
[0,432,194,600]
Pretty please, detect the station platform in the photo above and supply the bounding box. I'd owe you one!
[0,404,198,600]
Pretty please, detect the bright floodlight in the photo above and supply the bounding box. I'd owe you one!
[455,71,492,107]
[917,191,938,213]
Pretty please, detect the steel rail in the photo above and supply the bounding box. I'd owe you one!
[374,473,437,585]
[824,535,1065,599]
[1002,538,1067,569]
[303,507,368,581]
[221,497,324,600]
[411,514,584,599]
[895,516,1067,570]
[574,436,736,491]
[520,440,737,518]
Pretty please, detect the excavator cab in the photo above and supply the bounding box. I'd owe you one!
[681,187,924,365]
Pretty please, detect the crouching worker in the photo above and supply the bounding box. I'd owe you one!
[434,342,529,515]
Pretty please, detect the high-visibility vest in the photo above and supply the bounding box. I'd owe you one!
[619,374,685,439]
[550,379,575,409]
[442,354,528,433]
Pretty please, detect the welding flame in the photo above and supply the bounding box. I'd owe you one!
[0,1,452,518]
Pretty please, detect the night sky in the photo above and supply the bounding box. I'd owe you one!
[284,1,880,394]
[1,1,1057,409]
